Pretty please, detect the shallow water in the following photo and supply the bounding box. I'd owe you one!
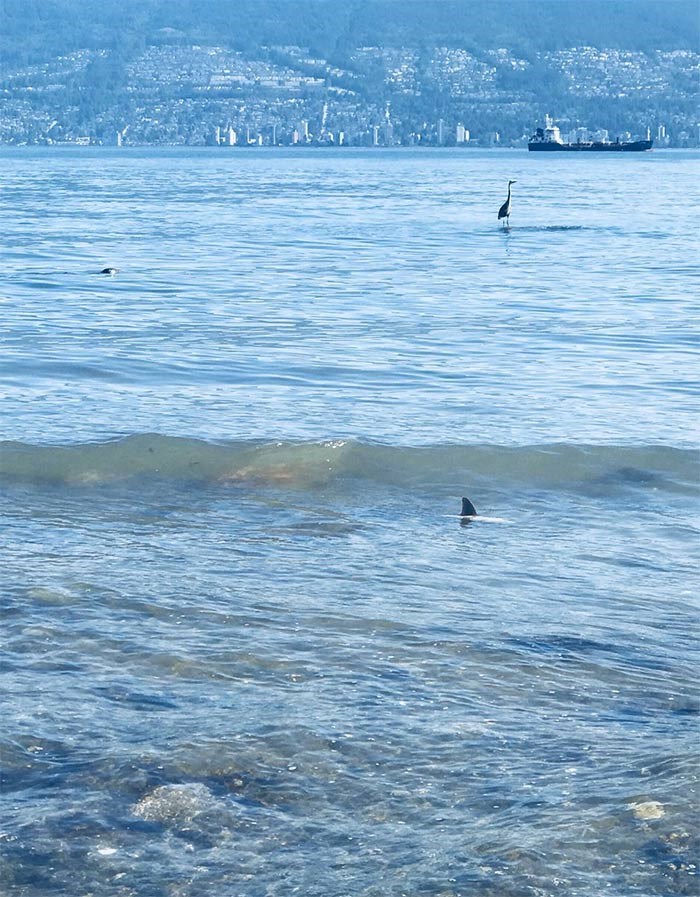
[1,148,698,896]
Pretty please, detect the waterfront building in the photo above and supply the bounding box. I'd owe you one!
[456,123,470,143]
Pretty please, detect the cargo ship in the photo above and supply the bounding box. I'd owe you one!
[528,117,653,152]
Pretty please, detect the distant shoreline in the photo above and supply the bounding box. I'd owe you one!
[3,144,695,151]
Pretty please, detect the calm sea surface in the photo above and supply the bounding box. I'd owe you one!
[1,148,698,896]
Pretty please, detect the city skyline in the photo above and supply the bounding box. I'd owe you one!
[2,41,698,148]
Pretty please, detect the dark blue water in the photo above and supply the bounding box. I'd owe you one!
[1,148,698,896]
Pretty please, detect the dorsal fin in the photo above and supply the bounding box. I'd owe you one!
[460,497,477,517]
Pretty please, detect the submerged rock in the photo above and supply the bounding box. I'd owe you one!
[132,783,216,826]
[630,800,666,821]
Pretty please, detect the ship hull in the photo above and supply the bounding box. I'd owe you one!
[528,140,653,152]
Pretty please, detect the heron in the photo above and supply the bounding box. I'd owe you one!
[498,180,517,228]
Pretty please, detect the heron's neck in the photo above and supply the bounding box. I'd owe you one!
[507,183,512,199]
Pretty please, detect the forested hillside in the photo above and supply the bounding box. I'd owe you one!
[1,0,697,146]
[2,0,697,68]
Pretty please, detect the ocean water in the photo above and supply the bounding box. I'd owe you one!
[1,147,698,896]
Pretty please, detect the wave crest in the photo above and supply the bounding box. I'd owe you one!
[1,435,696,494]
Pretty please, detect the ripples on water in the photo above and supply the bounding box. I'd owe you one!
[1,149,698,896]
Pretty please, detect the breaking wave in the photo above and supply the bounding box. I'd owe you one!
[0,435,696,494]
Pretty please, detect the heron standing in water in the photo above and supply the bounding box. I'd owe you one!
[498,180,517,228]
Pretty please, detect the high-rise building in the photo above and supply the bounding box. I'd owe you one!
[227,127,237,146]
[437,118,445,146]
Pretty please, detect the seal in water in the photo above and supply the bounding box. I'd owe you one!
[460,497,477,517]
[100,267,118,275]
